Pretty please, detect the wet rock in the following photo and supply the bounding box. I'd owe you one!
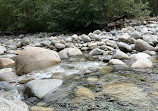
[113,50,129,59]
[87,77,98,83]
[117,42,132,52]
[119,33,130,42]
[16,47,61,75]
[59,48,82,59]
[103,82,149,106]
[0,58,15,68]
[30,106,54,111]
[135,39,155,51]
[0,97,29,111]
[99,66,113,75]
[18,75,34,84]
[55,43,65,50]
[0,68,17,81]
[51,72,67,79]
[0,46,6,55]
[89,48,105,55]
[131,59,153,69]
[75,87,95,100]
[108,59,126,65]
[25,79,63,98]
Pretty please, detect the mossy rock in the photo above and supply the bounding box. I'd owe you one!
[99,66,114,75]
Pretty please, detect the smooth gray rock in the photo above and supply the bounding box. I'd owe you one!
[117,42,132,52]
[135,39,155,51]
[26,79,63,98]
[82,34,91,42]
[113,50,129,59]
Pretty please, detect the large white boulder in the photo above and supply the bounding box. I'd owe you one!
[16,47,61,75]
[131,59,153,69]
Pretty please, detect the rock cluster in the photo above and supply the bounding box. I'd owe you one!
[0,21,158,110]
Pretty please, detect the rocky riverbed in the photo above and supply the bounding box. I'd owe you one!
[1,21,158,111]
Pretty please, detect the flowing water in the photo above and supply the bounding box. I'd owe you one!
[22,55,158,111]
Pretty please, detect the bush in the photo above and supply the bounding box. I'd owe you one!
[0,0,150,33]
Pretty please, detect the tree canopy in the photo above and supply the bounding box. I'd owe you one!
[0,0,152,33]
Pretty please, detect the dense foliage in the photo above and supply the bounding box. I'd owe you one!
[0,0,152,33]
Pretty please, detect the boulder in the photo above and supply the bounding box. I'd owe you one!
[16,47,61,75]
[135,39,155,51]
[0,68,17,81]
[59,48,82,59]
[113,50,129,59]
[0,58,15,68]
[117,42,132,52]
[0,97,28,111]
[82,34,91,42]
[131,59,153,69]
[26,79,63,99]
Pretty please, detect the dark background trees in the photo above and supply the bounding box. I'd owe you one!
[0,0,154,33]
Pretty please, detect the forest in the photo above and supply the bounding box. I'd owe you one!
[0,0,157,33]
